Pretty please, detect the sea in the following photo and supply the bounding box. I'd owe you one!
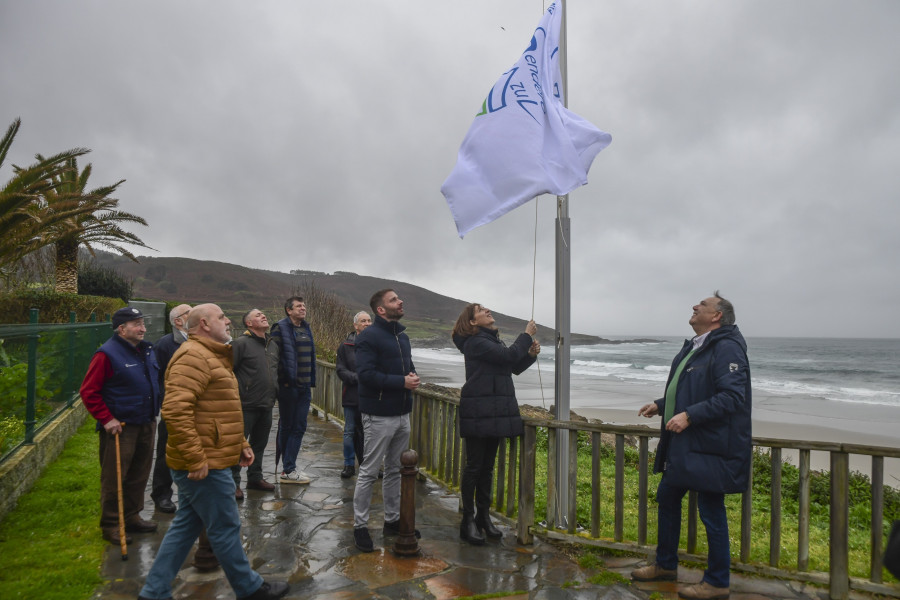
[411,336,900,479]
[412,336,900,408]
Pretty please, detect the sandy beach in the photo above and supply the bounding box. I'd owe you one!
[412,352,900,485]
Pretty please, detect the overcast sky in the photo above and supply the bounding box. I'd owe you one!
[2,1,898,338]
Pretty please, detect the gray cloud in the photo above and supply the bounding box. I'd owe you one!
[2,0,898,338]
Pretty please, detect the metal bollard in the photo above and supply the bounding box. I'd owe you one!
[392,449,420,556]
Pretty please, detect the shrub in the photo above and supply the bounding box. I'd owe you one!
[0,290,123,323]
[77,260,133,302]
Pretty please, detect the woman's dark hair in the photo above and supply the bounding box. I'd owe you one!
[452,303,481,338]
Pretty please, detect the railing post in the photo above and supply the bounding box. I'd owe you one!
[614,434,624,541]
[547,426,558,530]
[505,436,518,517]
[638,436,648,546]
[798,449,810,571]
[687,491,697,554]
[871,455,885,583]
[830,450,850,600]
[517,424,536,545]
[770,448,782,567]
[741,456,752,563]
[24,308,39,444]
[567,429,578,534]
[591,431,602,539]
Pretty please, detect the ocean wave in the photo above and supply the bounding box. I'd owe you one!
[753,378,900,407]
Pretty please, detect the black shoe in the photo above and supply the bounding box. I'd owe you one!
[125,518,158,533]
[476,512,503,540]
[235,487,244,501]
[354,527,374,552]
[383,519,421,538]
[460,514,485,545]
[155,498,176,513]
[238,581,290,600]
[340,465,356,479]
[378,469,384,479]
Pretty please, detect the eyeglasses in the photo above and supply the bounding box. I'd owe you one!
[174,311,190,321]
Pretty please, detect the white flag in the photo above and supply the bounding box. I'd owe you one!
[441,2,611,238]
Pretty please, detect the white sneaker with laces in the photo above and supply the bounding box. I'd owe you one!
[279,470,311,484]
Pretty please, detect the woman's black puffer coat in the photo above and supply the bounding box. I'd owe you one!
[452,326,536,438]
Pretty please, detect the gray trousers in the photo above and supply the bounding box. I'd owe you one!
[353,413,410,528]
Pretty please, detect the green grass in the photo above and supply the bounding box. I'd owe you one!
[0,419,105,599]
[499,429,899,581]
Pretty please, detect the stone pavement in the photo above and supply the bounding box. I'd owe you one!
[91,411,838,600]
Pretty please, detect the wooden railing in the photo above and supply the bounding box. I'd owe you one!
[312,361,900,600]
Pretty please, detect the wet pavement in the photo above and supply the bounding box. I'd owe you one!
[91,411,841,600]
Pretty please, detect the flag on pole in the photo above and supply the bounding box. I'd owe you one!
[441,2,611,238]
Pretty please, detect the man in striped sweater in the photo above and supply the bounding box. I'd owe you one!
[269,296,316,484]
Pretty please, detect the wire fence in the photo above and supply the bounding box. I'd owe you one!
[0,309,112,462]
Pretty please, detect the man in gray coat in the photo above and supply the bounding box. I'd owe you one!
[231,308,279,498]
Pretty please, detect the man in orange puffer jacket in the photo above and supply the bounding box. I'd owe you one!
[139,304,289,600]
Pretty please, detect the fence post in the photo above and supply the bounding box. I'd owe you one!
[830,451,850,600]
[517,424,536,545]
[66,311,77,408]
[24,308,39,444]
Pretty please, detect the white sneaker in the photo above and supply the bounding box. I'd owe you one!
[279,470,311,484]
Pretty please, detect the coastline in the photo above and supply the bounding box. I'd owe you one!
[411,351,900,485]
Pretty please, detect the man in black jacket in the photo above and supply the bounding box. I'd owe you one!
[231,309,279,497]
[150,303,191,513]
[336,310,371,479]
[352,290,420,552]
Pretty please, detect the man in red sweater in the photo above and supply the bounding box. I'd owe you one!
[80,307,161,545]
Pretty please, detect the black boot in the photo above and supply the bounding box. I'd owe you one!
[460,513,485,545]
[476,510,503,540]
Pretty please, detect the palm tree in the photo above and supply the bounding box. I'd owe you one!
[38,156,152,293]
[0,118,92,281]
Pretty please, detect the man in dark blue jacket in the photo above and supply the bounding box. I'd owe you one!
[336,310,371,478]
[352,289,420,552]
[632,292,751,600]
[150,303,191,513]
[269,296,316,484]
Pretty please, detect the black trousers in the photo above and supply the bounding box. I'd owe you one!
[151,418,173,503]
[460,436,501,516]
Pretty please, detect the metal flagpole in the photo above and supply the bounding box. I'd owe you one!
[554,0,571,529]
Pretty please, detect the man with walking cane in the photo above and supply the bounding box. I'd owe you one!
[80,307,161,546]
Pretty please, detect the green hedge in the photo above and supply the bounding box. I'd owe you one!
[0,290,124,324]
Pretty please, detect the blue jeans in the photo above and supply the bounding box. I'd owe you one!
[139,469,263,599]
[277,386,310,474]
[342,405,364,466]
[655,476,731,587]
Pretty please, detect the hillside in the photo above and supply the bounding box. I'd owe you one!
[92,252,615,346]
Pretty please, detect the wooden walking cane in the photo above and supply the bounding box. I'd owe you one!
[114,427,128,561]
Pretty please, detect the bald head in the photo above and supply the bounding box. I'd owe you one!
[188,303,232,344]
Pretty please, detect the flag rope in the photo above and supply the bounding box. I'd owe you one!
[532,198,547,410]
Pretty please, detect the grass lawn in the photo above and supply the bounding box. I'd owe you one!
[0,419,105,600]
